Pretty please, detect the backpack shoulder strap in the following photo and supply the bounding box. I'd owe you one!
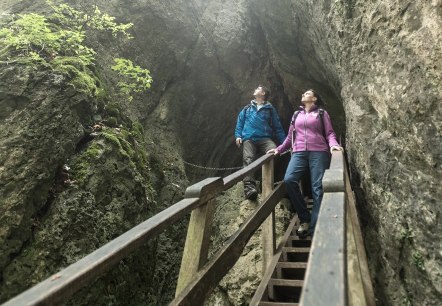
[318,108,327,142]
[267,106,273,128]
[242,104,251,121]
[290,110,301,147]
[291,110,300,124]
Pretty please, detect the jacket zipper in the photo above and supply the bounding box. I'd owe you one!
[304,112,308,151]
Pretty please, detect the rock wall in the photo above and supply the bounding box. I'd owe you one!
[251,1,442,304]
[302,1,441,305]
[0,0,441,305]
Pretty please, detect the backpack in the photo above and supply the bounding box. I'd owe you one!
[243,104,273,128]
[291,108,327,143]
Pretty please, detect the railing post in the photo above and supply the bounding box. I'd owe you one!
[175,177,224,297]
[261,158,276,271]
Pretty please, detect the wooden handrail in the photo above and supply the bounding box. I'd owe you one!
[3,153,277,306]
[2,197,200,306]
[300,151,346,306]
[223,153,273,189]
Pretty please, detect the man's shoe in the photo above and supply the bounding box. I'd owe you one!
[296,222,310,237]
[245,188,258,201]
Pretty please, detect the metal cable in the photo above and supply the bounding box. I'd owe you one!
[182,160,243,171]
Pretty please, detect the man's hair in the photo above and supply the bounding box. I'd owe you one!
[258,84,270,100]
[309,89,324,106]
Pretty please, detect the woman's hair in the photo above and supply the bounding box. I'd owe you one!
[258,84,270,100]
[309,89,324,106]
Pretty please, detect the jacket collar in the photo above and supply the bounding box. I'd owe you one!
[251,100,271,108]
[299,104,319,113]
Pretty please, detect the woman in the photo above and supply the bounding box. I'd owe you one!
[267,89,342,237]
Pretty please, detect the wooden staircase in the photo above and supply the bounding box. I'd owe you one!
[250,207,313,306]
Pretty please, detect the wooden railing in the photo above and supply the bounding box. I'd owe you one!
[300,151,346,305]
[299,151,375,306]
[2,153,283,306]
[2,151,374,306]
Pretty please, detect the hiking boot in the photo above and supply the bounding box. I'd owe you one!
[296,222,310,237]
[245,188,258,201]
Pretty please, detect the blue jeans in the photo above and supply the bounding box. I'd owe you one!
[284,151,330,234]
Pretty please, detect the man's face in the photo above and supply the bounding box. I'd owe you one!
[253,86,265,98]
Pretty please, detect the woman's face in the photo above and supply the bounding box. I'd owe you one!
[301,90,316,104]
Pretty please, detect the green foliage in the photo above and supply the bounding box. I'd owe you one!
[412,251,425,271]
[49,1,133,38]
[402,296,412,306]
[0,1,151,99]
[399,228,414,243]
[111,58,152,101]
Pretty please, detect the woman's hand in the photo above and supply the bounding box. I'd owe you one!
[267,148,279,155]
[330,146,343,153]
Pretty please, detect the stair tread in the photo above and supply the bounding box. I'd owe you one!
[288,236,312,241]
[269,278,304,287]
[283,247,310,252]
[276,262,307,268]
[259,302,299,306]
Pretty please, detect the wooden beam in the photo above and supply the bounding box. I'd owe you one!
[300,192,346,306]
[2,197,201,306]
[175,199,216,296]
[323,151,344,192]
[344,161,376,306]
[175,177,224,296]
[184,177,224,202]
[261,159,276,271]
[250,216,298,305]
[346,199,367,306]
[170,183,286,306]
[223,154,273,189]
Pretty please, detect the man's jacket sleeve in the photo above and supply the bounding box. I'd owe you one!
[234,109,245,139]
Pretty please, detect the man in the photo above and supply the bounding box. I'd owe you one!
[234,85,286,200]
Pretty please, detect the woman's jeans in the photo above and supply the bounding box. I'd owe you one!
[284,151,330,234]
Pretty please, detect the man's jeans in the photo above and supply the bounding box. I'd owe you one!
[243,139,276,191]
[284,151,330,234]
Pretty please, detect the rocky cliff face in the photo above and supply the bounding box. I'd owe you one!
[0,0,440,305]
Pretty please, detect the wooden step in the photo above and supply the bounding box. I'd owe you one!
[276,262,307,269]
[275,262,307,280]
[286,236,312,248]
[281,247,310,262]
[259,302,299,306]
[269,279,304,287]
[268,278,303,302]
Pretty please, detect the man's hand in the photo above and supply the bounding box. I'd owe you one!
[236,138,242,147]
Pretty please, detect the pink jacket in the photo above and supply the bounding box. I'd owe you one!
[277,106,339,153]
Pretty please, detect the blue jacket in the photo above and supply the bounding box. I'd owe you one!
[235,100,286,144]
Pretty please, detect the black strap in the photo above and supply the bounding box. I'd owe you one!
[291,110,300,141]
[318,108,327,144]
